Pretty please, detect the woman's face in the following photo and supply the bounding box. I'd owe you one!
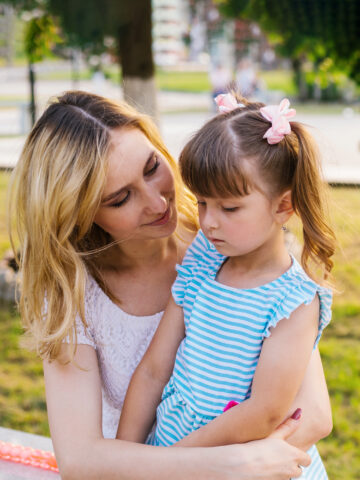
[94,127,177,243]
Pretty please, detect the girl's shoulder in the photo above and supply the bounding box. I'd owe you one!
[285,257,332,298]
[264,256,332,346]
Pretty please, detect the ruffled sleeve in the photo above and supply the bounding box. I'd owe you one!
[71,313,96,348]
[263,275,332,349]
[62,277,97,349]
[171,230,212,307]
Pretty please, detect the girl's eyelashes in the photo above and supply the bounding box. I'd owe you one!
[111,191,130,208]
[222,206,239,212]
[196,199,238,212]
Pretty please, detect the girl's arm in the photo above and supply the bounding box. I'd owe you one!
[116,297,185,443]
[285,347,332,450]
[174,297,320,447]
[45,342,311,480]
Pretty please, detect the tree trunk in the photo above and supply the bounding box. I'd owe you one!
[28,62,36,126]
[117,0,158,121]
[292,57,307,101]
[122,76,158,121]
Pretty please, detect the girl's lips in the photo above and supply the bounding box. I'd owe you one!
[146,205,171,226]
[209,237,224,243]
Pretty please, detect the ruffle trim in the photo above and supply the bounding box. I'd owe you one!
[263,281,332,348]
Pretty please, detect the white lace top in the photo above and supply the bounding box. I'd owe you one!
[73,277,162,439]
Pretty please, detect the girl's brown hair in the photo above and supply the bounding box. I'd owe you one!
[180,96,336,282]
[8,91,198,361]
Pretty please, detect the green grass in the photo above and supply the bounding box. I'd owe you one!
[0,171,11,259]
[0,307,49,436]
[0,171,359,476]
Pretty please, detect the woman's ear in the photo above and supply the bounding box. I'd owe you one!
[274,190,294,224]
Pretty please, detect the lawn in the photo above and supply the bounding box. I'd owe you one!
[0,169,359,477]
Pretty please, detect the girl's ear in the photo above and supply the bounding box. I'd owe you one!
[275,190,294,224]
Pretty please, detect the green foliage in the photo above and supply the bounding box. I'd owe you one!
[24,13,61,63]
[216,0,360,85]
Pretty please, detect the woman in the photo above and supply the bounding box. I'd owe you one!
[9,91,332,480]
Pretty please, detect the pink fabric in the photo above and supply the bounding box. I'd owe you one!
[260,98,296,144]
[214,93,244,113]
[223,400,239,412]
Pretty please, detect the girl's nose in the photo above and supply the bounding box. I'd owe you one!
[202,208,219,230]
[144,185,168,214]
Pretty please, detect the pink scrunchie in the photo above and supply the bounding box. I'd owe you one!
[260,98,296,144]
[214,93,245,113]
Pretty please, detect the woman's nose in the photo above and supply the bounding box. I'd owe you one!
[143,185,168,214]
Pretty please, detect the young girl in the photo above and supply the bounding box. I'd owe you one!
[117,94,336,479]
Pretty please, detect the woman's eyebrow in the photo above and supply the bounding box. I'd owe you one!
[101,151,155,203]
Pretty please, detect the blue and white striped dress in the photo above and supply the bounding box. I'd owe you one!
[148,230,332,479]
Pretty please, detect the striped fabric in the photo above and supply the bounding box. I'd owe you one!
[149,230,332,479]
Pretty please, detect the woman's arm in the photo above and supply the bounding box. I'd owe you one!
[44,343,310,480]
[173,297,320,447]
[116,297,185,443]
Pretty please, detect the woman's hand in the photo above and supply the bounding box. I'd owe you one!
[210,414,311,480]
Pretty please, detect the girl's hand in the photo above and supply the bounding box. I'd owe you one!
[212,413,311,480]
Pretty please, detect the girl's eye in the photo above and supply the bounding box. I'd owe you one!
[111,191,130,208]
[197,201,206,207]
[222,206,238,212]
[146,156,160,176]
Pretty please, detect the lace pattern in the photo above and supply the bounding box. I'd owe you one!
[72,277,162,439]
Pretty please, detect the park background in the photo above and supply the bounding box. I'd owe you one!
[0,0,359,478]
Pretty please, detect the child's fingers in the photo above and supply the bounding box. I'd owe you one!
[269,408,302,440]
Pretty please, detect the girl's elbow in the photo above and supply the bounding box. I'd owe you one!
[315,411,333,440]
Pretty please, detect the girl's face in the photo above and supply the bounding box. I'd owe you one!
[196,186,280,258]
[94,127,177,243]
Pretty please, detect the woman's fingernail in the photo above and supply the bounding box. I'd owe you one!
[291,408,302,420]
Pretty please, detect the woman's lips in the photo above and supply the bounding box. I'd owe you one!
[146,205,171,226]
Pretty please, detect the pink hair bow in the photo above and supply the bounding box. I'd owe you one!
[260,98,296,144]
[214,93,244,113]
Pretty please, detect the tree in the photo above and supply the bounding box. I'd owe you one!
[3,0,157,119]
[1,0,62,124]
[24,12,61,124]
[48,0,157,119]
[216,0,360,88]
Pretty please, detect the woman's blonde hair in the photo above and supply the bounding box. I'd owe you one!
[8,91,198,361]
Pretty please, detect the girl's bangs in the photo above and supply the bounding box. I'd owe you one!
[180,134,253,199]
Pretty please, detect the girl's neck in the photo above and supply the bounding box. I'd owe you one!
[222,234,291,288]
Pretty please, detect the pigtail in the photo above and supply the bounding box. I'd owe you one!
[290,123,336,282]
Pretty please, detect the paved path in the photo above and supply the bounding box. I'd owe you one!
[0,72,359,183]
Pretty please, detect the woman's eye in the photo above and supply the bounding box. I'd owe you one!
[197,201,206,207]
[146,156,160,176]
[111,191,130,208]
